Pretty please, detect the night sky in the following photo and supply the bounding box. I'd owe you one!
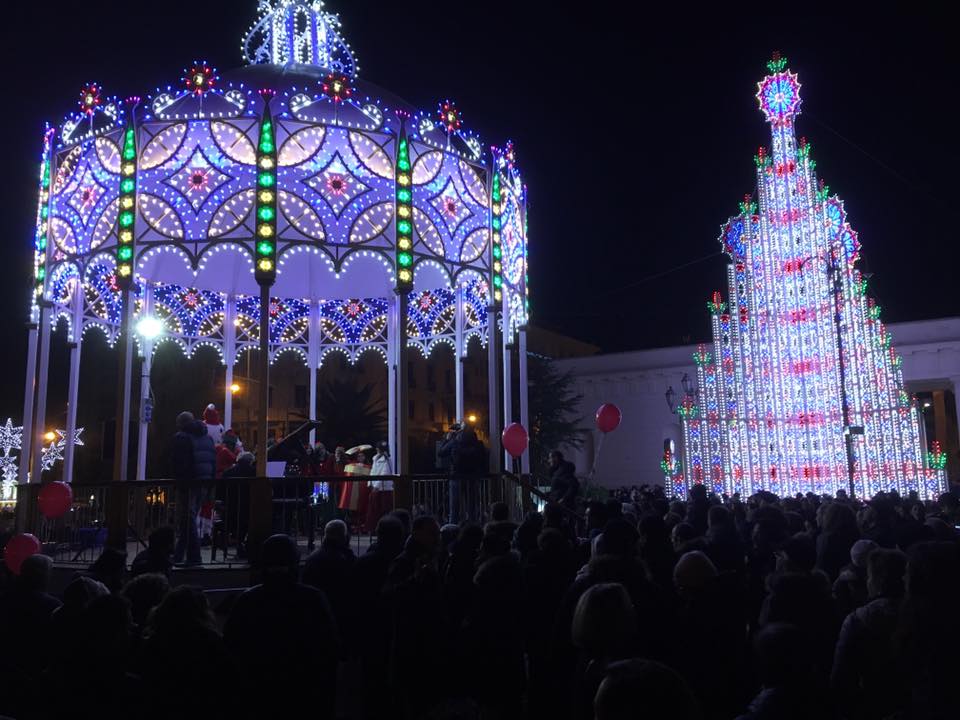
[1,1,957,417]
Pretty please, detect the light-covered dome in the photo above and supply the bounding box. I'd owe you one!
[33,0,529,364]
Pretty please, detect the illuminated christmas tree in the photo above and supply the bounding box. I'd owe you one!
[677,55,945,500]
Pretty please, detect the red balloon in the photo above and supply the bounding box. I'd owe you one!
[501,423,529,459]
[38,481,73,519]
[4,533,40,575]
[596,404,622,433]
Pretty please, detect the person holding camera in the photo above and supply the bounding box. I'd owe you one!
[439,423,485,524]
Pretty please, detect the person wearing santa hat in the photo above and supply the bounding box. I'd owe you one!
[202,404,225,446]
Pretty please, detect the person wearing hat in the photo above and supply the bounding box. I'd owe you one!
[215,429,240,478]
[338,446,372,530]
[366,442,394,532]
[202,403,225,445]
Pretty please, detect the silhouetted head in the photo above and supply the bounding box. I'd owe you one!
[597,518,639,558]
[374,515,404,556]
[323,519,349,546]
[176,411,194,431]
[572,583,637,659]
[672,521,698,552]
[594,659,700,720]
[707,504,733,530]
[19,554,53,593]
[411,516,440,554]
[490,501,509,522]
[777,534,817,574]
[388,508,412,540]
[866,547,907,599]
[674,551,718,596]
[121,573,170,628]
[62,575,109,610]
[148,526,175,553]
[148,585,215,636]
[261,534,300,581]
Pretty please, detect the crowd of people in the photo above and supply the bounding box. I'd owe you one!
[169,404,396,563]
[2,456,960,718]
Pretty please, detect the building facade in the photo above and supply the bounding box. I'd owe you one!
[556,317,960,491]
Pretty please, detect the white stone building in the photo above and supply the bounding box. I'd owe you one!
[555,317,960,490]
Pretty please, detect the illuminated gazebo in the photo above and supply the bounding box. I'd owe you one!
[20,0,530,484]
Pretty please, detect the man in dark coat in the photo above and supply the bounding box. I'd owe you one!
[303,519,357,641]
[386,516,450,719]
[223,451,255,558]
[355,516,405,720]
[130,526,175,578]
[171,411,215,566]
[548,450,580,511]
[439,424,485,523]
[225,535,341,719]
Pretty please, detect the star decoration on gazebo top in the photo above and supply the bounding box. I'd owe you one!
[184,62,218,96]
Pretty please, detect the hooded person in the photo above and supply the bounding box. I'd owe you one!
[202,403,225,445]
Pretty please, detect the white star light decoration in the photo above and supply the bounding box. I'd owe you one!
[41,428,84,472]
[41,439,64,472]
[0,419,83,480]
[0,418,22,455]
[0,454,17,487]
[0,419,23,491]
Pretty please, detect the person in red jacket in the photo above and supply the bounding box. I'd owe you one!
[215,430,240,478]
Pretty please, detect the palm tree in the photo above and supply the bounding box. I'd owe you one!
[315,379,387,449]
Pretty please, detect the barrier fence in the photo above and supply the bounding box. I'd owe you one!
[10,473,547,566]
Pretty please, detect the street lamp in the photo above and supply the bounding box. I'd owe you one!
[797,246,860,499]
[136,316,163,340]
[665,386,676,413]
[466,413,478,423]
[681,372,696,397]
[230,383,241,395]
[44,430,56,442]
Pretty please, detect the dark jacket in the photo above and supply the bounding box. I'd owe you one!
[439,428,485,475]
[130,547,172,578]
[173,420,216,482]
[737,684,837,720]
[831,597,901,720]
[303,541,357,640]
[225,579,340,718]
[222,457,256,480]
[549,459,580,506]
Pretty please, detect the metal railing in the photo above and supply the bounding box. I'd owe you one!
[11,472,544,567]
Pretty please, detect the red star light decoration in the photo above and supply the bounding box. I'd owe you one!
[184,63,217,96]
[322,73,352,103]
[439,101,462,133]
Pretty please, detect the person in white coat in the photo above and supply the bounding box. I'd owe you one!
[366,442,394,531]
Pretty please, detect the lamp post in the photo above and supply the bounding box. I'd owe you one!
[134,313,161,482]
[798,247,861,499]
[665,386,676,413]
